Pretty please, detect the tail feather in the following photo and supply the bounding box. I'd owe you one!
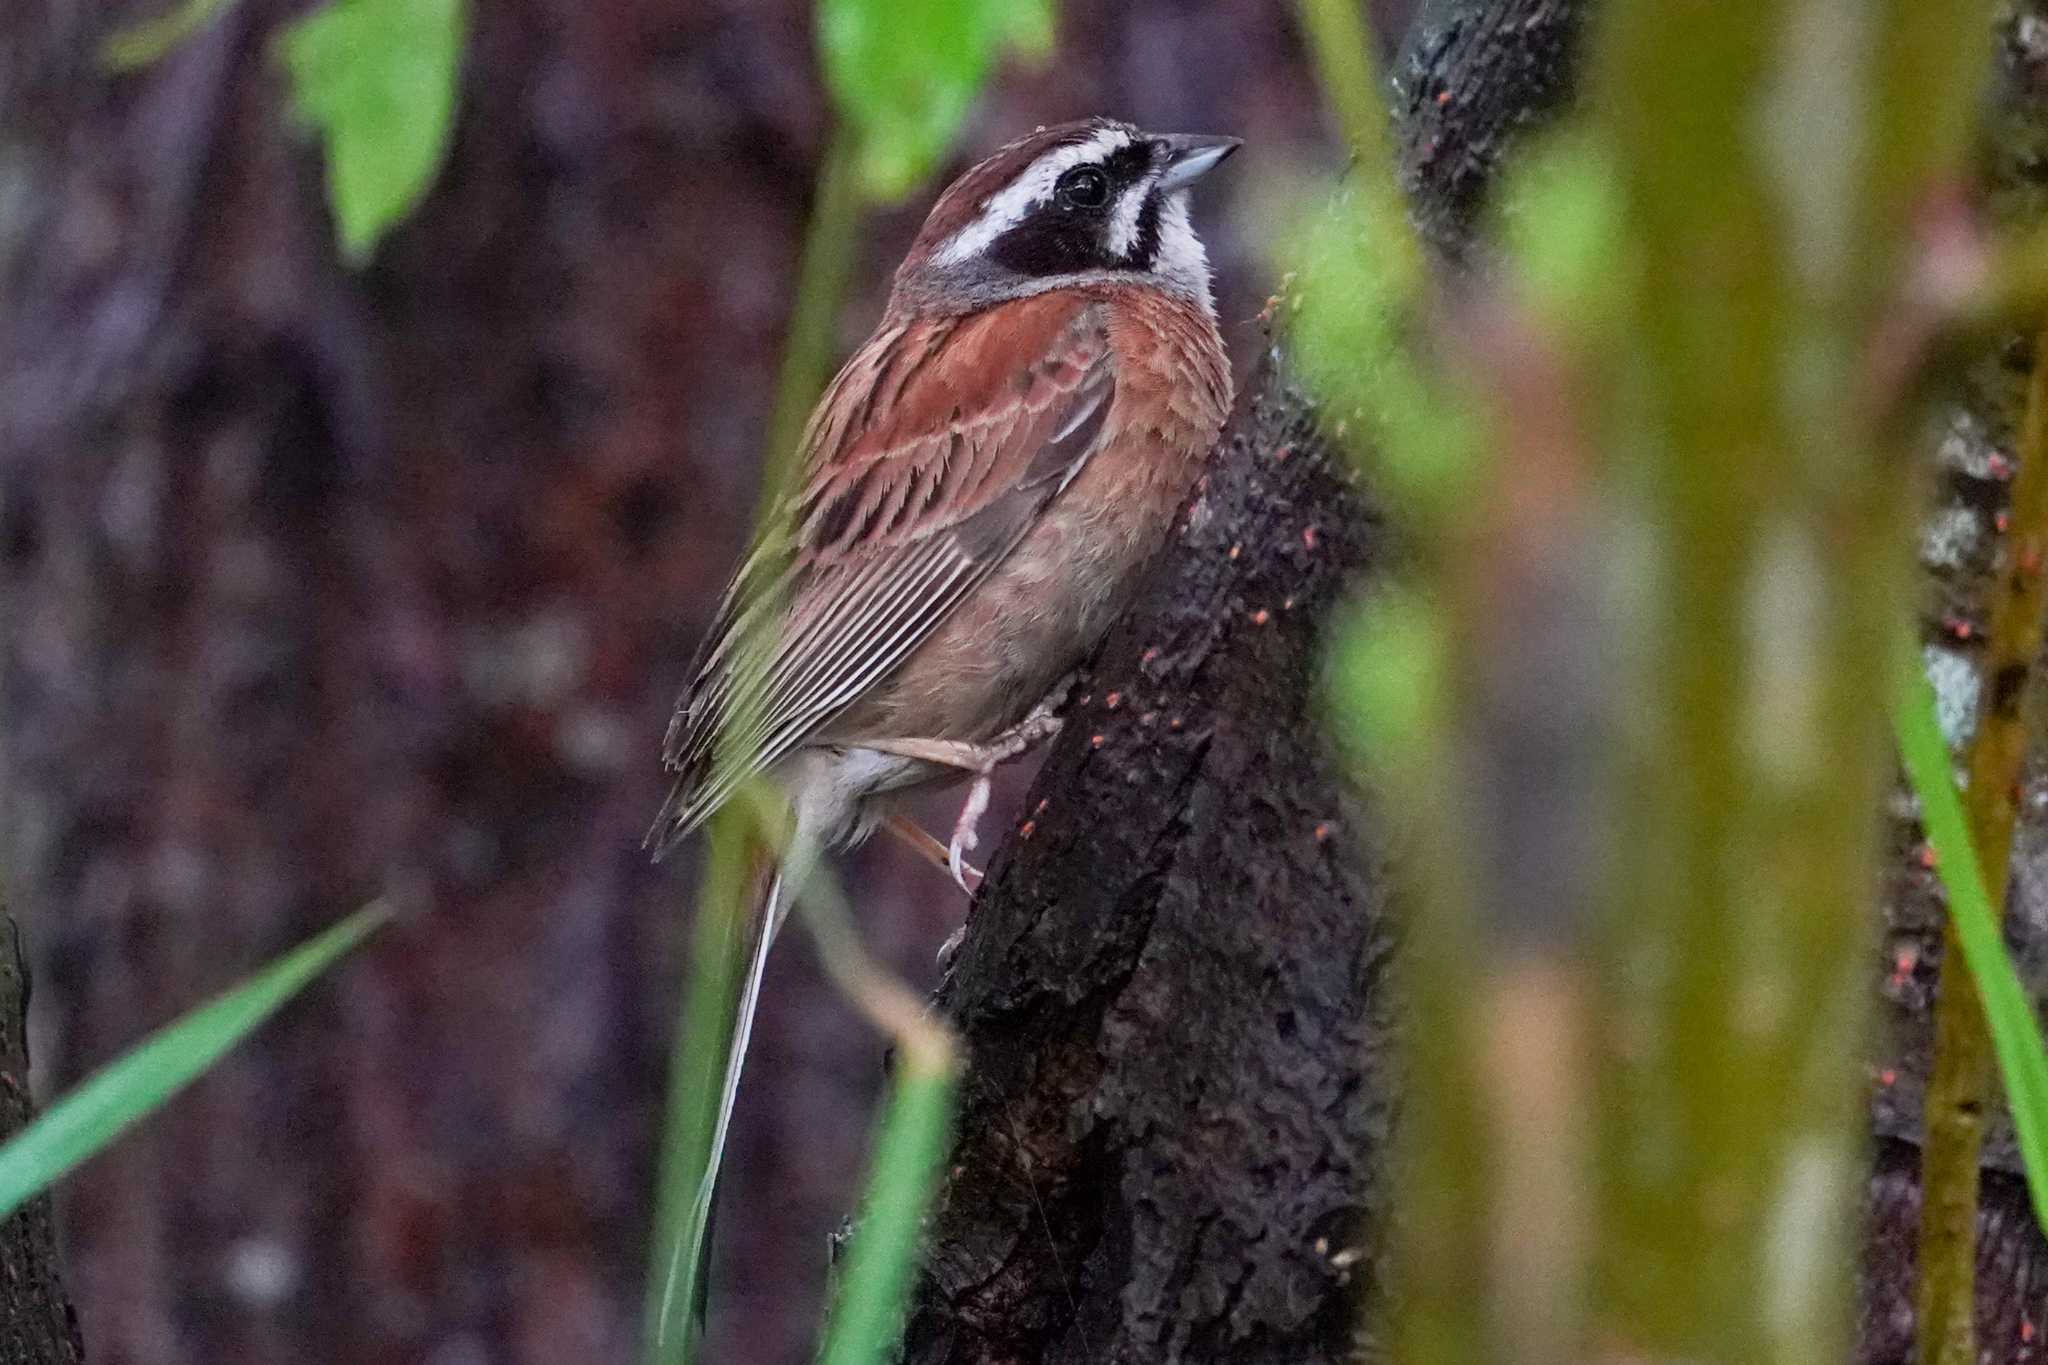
[655,812,818,1356]
[651,769,835,1358]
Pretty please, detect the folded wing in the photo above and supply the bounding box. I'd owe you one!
[649,291,1115,852]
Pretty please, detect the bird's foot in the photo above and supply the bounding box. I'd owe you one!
[864,685,1075,891]
[946,772,994,891]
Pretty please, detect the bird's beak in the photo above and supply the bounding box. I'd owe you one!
[1155,134,1243,192]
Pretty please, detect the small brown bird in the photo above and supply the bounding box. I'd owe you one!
[647,117,1237,1296]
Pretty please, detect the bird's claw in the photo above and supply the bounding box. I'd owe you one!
[948,774,993,891]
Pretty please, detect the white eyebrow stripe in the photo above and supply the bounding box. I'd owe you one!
[934,127,1135,267]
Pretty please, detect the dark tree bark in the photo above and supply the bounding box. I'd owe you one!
[0,915,84,1365]
[1391,0,1588,263]
[909,2,2048,1363]
[902,361,1393,1364]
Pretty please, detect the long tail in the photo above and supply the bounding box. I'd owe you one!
[659,802,827,1358]
[654,819,813,1354]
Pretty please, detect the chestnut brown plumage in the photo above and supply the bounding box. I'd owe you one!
[646,117,1238,1310]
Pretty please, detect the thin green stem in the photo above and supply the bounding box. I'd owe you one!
[1297,0,1397,173]
[1916,326,2048,1365]
[760,124,866,501]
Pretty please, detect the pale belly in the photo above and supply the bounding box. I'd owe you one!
[827,478,1167,753]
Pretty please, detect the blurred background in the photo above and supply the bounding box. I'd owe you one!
[0,2,1412,1361]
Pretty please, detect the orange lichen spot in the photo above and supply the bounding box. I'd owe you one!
[2024,1319,2036,1344]
[1019,820,1037,840]
[1997,511,2012,533]
[1168,716,1184,731]
[1141,646,1160,665]
[1879,1069,1897,1088]
[1889,947,1918,989]
[2022,541,2044,576]
[1251,608,1271,625]
[1989,452,2016,480]
[1314,823,1331,843]
[1947,617,1975,641]
[1139,711,1157,726]
[1920,844,1939,869]
[1090,733,1106,749]
[1303,526,1319,551]
[1436,89,1452,105]
[1282,597,1296,611]
[1034,798,1050,815]
[1105,691,1122,709]
[1228,543,1242,560]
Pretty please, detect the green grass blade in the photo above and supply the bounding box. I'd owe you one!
[1894,654,2048,1234]
[814,1058,958,1365]
[0,901,392,1222]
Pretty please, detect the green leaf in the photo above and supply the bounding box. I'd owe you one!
[814,1060,958,1365]
[1894,651,2048,1236]
[818,0,1054,201]
[100,0,238,72]
[276,0,468,265]
[0,902,392,1222]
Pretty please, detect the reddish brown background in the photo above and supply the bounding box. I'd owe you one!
[0,3,1410,1361]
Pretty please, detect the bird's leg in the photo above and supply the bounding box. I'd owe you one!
[859,678,1074,890]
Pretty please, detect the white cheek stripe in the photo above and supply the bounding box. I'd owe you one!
[1153,192,1214,316]
[1105,178,1154,258]
[934,127,1134,267]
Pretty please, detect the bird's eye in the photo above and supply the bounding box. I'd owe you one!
[1056,166,1110,210]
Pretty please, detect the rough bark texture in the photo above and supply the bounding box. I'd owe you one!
[901,358,1392,1364]
[0,916,84,1365]
[1392,0,1587,263]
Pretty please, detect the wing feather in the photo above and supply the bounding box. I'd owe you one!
[648,292,1115,852]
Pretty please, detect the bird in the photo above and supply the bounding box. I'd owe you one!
[645,116,1238,1317]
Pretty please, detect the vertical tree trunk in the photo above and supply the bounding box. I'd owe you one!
[901,361,1394,1364]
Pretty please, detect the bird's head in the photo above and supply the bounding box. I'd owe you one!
[891,117,1241,319]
